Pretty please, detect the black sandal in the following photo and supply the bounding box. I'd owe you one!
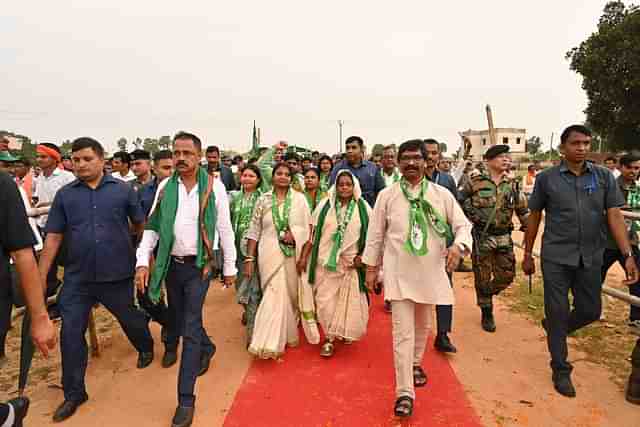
[413,365,428,387]
[394,396,414,417]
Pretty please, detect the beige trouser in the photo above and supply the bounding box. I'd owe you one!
[391,299,433,399]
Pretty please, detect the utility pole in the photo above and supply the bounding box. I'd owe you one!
[338,120,343,153]
[549,132,554,152]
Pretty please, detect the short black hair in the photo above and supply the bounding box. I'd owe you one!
[619,152,640,167]
[39,142,62,154]
[272,161,293,178]
[205,146,220,155]
[560,125,592,144]
[173,131,202,151]
[397,139,427,161]
[284,152,300,162]
[13,158,30,167]
[318,154,333,165]
[423,139,440,151]
[312,151,319,156]
[383,145,396,152]
[154,149,173,161]
[240,164,263,187]
[345,135,364,148]
[112,150,130,164]
[604,156,617,163]
[233,155,243,162]
[72,137,105,158]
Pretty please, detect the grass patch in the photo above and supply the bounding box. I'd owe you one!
[500,271,638,388]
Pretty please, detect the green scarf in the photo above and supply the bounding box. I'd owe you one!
[400,177,453,256]
[319,173,330,193]
[146,168,217,303]
[231,189,261,256]
[304,189,326,212]
[382,168,400,185]
[308,198,369,293]
[272,189,294,257]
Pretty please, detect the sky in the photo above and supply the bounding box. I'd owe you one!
[0,1,623,155]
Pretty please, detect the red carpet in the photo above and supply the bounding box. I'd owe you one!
[224,297,482,427]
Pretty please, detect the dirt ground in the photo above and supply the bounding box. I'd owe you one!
[1,261,639,426]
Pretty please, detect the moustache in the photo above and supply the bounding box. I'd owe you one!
[176,161,188,167]
[405,166,418,171]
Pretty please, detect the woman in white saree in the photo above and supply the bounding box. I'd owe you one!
[301,170,371,357]
[244,162,314,359]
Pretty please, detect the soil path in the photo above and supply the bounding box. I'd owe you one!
[17,263,639,426]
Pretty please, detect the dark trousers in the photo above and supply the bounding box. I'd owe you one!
[0,271,12,356]
[59,278,153,402]
[542,259,602,374]
[0,403,8,424]
[601,247,640,322]
[165,259,214,407]
[435,271,454,334]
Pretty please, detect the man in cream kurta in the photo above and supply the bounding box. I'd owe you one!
[362,139,472,416]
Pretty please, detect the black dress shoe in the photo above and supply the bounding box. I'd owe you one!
[434,334,457,353]
[7,396,29,427]
[52,396,88,423]
[137,351,154,369]
[198,344,217,377]
[171,405,195,427]
[384,300,392,313]
[481,306,496,332]
[552,373,576,398]
[162,348,178,368]
[626,367,640,405]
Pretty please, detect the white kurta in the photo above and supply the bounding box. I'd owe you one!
[362,180,472,305]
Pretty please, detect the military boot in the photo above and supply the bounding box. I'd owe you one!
[626,339,640,405]
[481,306,496,332]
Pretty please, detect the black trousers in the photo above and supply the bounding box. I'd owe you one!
[59,278,153,402]
[0,270,12,356]
[601,247,640,322]
[542,259,602,374]
[164,259,214,407]
[0,403,8,425]
[435,271,454,334]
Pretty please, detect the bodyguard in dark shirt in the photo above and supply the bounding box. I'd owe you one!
[206,145,237,192]
[38,137,154,423]
[330,135,386,207]
[423,139,459,353]
[523,125,639,398]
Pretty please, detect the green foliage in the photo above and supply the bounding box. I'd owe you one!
[116,137,128,152]
[158,135,171,150]
[439,142,447,153]
[526,136,542,156]
[370,144,385,156]
[566,1,640,150]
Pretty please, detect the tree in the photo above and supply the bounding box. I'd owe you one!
[439,143,447,154]
[60,140,73,156]
[158,135,171,150]
[370,144,385,156]
[132,137,143,149]
[526,136,542,157]
[116,137,128,152]
[566,1,640,150]
[142,138,160,155]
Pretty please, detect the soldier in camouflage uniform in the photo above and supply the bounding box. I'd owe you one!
[459,145,529,332]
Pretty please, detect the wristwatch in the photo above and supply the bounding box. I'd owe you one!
[624,251,634,260]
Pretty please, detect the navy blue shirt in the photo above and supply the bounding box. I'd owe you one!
[46,174,145,284]
[137,177,159,218]
[426,170,458,200]
[330,160,386,207]
[528,161,624,268]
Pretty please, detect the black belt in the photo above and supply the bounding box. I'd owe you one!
[171,255,197,264]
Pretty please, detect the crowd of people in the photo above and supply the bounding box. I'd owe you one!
[0,125,639,426]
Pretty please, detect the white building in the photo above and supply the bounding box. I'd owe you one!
[460,128,527,161]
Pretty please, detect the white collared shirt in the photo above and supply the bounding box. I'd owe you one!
[112,170,136,182]
[136,177,237,277]
[33,167,76,228]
